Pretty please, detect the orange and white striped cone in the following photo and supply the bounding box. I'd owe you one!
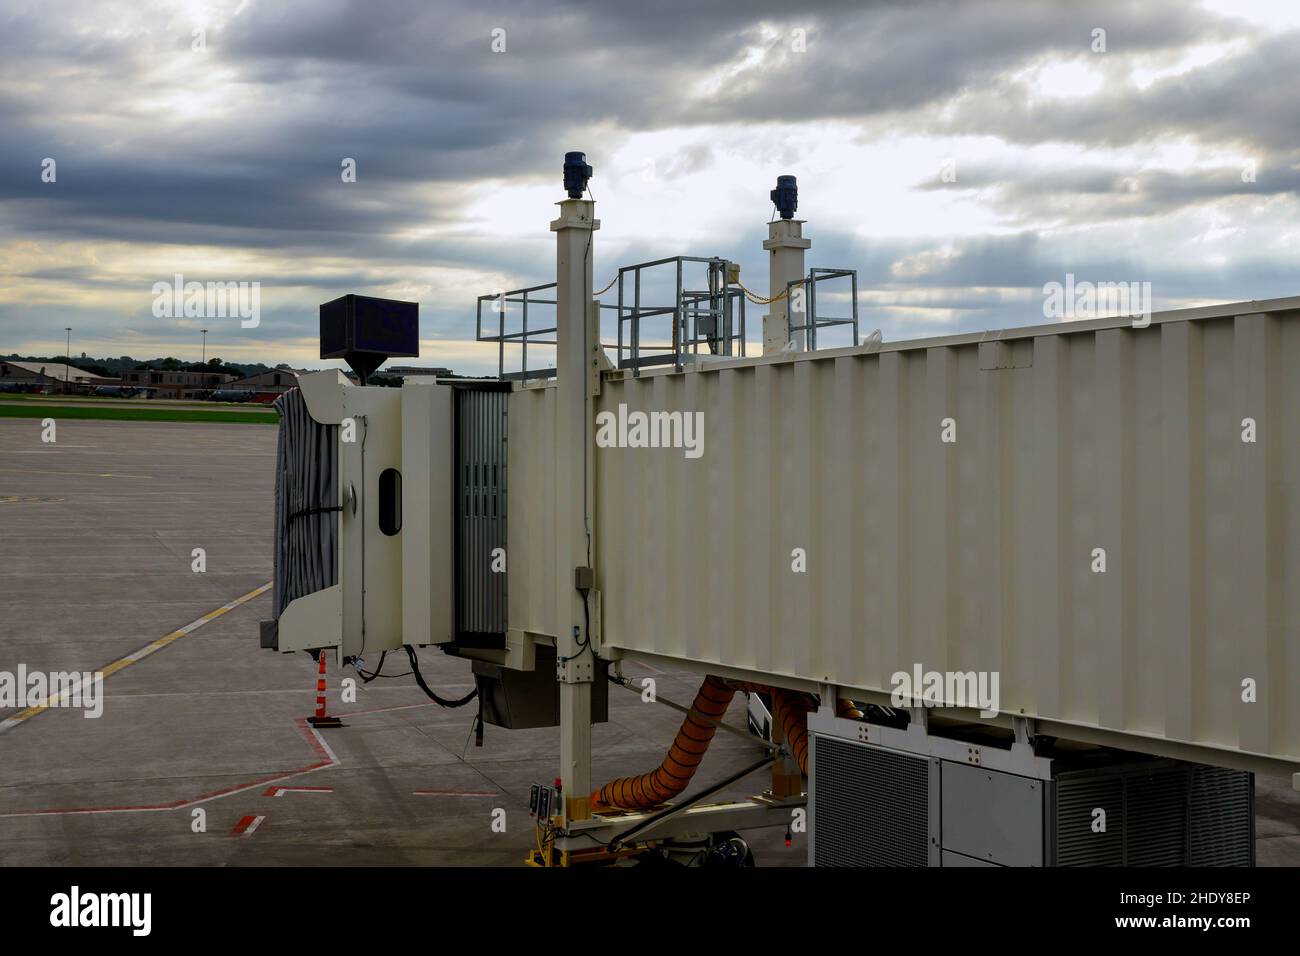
[307,651,343,728]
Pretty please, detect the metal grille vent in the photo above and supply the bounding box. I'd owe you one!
[1054,775,1123,866]
[1124,768,1190,865]
[1055,767,1188,866]
[812,736,928,866]
[1056,763,1252,866]
[455,387,507,635]
[1189,766,1253,866]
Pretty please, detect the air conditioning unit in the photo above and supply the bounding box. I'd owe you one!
[808,711,1253,867]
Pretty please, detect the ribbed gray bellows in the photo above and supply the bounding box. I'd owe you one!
[271,387,339,619]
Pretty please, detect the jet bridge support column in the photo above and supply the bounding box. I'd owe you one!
[762,218,811,353]
[551,180,599,824]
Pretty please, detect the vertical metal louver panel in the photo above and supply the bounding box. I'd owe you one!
[811,736,928,866]
[1188,766,1254,866]
[1054,775,1124,866]
[1055,762,1250,866]
[271,388,338,618]
[1122,768,1190,866]
[455,387,508,635]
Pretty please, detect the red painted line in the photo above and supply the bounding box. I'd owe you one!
[412,789,497,797]
[0,694,450,819]
[231,814,265,837]
[264,786,334,797]
[293,716,336,763]
[0,719,338,818]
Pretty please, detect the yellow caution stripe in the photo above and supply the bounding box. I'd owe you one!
[0,581,272,733]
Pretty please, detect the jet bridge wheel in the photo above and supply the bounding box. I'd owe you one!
[700,831,756,867]
[629,830,755,867]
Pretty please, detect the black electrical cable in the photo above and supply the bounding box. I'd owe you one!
[559,590,594,664]
[404,645,478,708]
[583,182,595,569]
[607,752,776,851]
[356,650,386,683]
[582,592,597,657]
[354,650,415,682]
[561,182,599,668]
[605,670,776,750]
[287,503,344,523]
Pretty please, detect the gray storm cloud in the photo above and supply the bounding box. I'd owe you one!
[1,0,1295,367]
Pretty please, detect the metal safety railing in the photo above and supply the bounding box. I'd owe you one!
[477,261,857,381]
[476,282,562,382]
[615,256,746,374]
[478,258,749,381]
[785,268,859,352]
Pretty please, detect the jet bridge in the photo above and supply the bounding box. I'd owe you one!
[263,153,1300,866]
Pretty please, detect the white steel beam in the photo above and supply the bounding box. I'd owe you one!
[551,197,600,822]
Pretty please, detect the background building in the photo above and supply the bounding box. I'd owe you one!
[0,359,114,392]
[385,365,452,382]
[224,368,300,397]
[119,368,235,399]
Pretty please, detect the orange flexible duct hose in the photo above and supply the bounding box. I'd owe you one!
[591,675,737,811]
[592,677,820,811]
[772,687,817,775]
[837,698,864,720]
[723,681,816,774]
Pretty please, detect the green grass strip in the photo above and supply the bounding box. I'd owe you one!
[0,393,256,408]
[0,403,278,425]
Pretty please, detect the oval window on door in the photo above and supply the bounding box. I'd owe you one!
[378,468,402,536]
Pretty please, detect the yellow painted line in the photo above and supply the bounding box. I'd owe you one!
[0,581,271,733]
[0,468,153,479]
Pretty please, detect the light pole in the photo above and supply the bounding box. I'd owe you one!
[64,327,71,393]
[201,329,208,365]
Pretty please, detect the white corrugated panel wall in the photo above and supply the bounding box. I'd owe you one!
[509,305,1300,770]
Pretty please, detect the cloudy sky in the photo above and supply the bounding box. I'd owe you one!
[2,0,1298,375]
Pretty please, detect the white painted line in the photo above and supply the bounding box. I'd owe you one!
[231,814,266,837]
[412,789,498,797]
